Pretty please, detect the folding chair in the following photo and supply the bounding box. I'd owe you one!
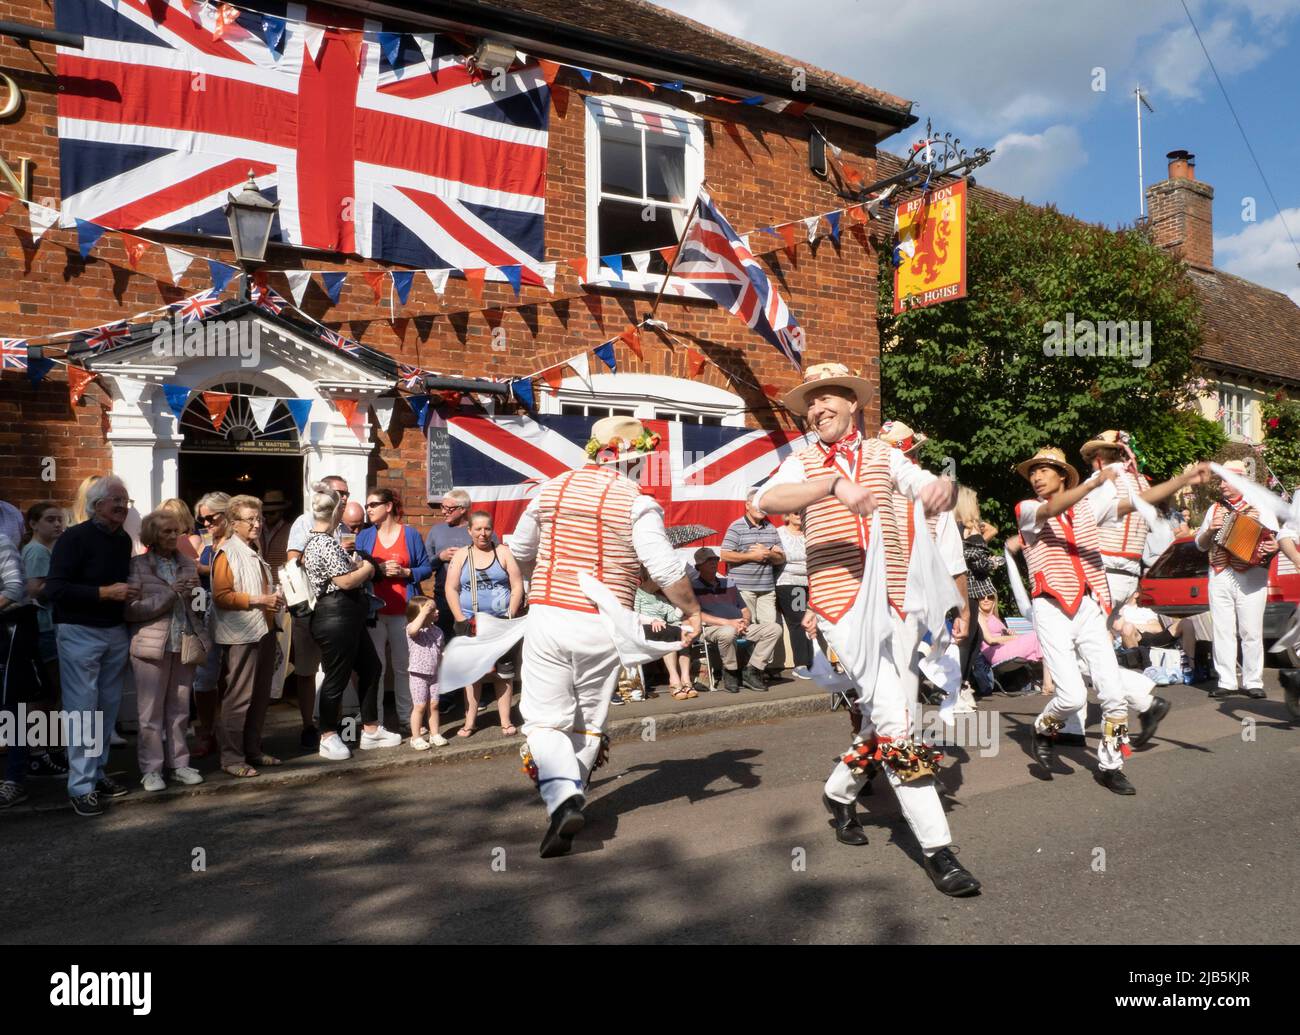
[691,637,717,691]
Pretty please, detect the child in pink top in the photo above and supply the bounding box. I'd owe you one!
[406,596,446,749]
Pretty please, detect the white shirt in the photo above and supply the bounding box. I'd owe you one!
[1018,476,1120,538]
[934,510,966,578]
[509,492,685,591]
[754,440,937,514]
[775,527,806,586]
[1281,518,1298,544]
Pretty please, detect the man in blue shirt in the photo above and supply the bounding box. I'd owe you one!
[692,548,782,693]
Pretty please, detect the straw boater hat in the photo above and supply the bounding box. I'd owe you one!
[879,420,928,456]
[1080,429,1130,461]
[586,415,660,465]
[781,362,874,417]
[1015,447,1080,490]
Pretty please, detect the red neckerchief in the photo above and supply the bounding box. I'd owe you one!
[821,431,862,468]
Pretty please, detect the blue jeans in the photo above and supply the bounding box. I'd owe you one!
[57,624,129,798]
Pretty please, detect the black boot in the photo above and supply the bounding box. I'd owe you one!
[1030,728,1056,774]
[1095,768,1136,795]
[539,794,586,858]
[721,670,741,693]
[823,794,868,846]
[923,847,981,897]
[855,761,880,799]
[742,666,768,692]
[1130,696,1170,749]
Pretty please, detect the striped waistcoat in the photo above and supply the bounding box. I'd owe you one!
[1208,501,1264,574]
[529,465,642,613]
[891,492,942,560]
[1016,496,1112,616]
[1098,468,1150,561]
[799,438,908,622]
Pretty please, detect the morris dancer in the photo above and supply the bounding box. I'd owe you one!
[1016,448,1208,794]
[756,364,980,897]
[508,417,701,858]
[1194,460,1279,700]
[1080,430,1150,606]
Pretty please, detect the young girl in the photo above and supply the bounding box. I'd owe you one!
[407,595,447,749]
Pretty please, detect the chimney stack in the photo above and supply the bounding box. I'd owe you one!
[1146,149,1214,270]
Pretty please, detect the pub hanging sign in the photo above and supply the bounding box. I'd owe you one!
[892,179,968,314]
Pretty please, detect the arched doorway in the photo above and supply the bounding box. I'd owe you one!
[176,381,304,514]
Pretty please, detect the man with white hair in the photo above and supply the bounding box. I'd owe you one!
[509,416,702,858]
[45,474,139,817]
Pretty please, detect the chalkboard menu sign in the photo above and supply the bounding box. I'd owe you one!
[426,421,453,502]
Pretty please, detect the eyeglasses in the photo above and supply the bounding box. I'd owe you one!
[232,516,262,527]
[197,514,220,526]
[365,501,388,510]
[104,495,134,505]
[441,502,464,511]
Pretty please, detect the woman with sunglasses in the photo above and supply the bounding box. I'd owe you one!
[190,492,229,760]
[354,488,432,741]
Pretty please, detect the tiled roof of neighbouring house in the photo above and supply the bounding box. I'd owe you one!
[1186,267,1300,386]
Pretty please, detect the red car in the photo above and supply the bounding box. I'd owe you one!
[1137,535,1300,645]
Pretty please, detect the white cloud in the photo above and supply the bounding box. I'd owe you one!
[1215,207,1300,303]
[1146,18,1268,99]
[975,125,1087,202]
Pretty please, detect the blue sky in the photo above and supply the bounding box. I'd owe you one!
[652,0,1300,302]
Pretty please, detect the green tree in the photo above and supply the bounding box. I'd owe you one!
[1261,392,1300,496]
[880,199,1216,532]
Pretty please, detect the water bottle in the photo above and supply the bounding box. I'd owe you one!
[1181,650,1195,685]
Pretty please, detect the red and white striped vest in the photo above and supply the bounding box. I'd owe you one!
[798,438,908,622]
[1016,496,1112,616]
[529,465,642,614]
[1098,467,1150,561]
[891,492,942,559]
[1207,501,1264,574]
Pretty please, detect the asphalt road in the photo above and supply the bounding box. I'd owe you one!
[5,680,1297,944]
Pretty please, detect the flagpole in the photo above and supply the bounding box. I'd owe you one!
[646,184,707,324]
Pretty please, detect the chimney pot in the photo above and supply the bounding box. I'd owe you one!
[1167,149,1196,180]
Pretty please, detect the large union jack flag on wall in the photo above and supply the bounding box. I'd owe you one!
[447,412,813,540]
[55,0,550,274]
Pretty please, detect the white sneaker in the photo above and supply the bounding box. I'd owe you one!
[430,733,449,747]
[792,666,813,680]
[141,772,166,792]
[954,687,978,714]
[360,726,402,750]
[171,766,204,786]
[110,731,128,747]
[410,736,431,751]
[319,733,352,761]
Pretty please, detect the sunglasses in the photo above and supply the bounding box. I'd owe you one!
[364,501,389,510]
[197,514,220,526]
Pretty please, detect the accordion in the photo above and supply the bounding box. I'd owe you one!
[1215,510,1267,566]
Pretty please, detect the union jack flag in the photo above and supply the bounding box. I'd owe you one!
[674,190,805,369]
[1,338,28,371]
[56,0,550,275]
[319,327,360,356]
[170,288,224,323]
[84,321,132,353]
[447,412,813,538]
[398,363,425,390]
[251,282,288,314]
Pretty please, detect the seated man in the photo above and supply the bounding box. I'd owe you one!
[1115,591,1212,676]
[691,547,782,693]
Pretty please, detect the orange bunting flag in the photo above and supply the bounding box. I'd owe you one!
[687,348,707,378]
[846,204,868,225]
[463,267,486,304]
[761,384,782,400]
[66,366,96,407]
[657,244,678,268]
[362,271,387,303]
[778,223,798,261]
[564,257,588,284]
[120,234,150,270]
[340,29,365,68]
[618,324,643,360]
[540,364,566,391]
[630,78,656,91]
[212,3,240,39]
[537,59,561,85]
[0,194,14,218]
[334,397,359,425]
[203,391,233,430]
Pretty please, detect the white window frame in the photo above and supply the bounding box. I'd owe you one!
[583,94,707,298]
[538,373,746,428]
[1216,383,1257,441]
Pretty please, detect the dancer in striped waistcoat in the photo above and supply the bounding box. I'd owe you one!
[756,364,981,897]
[509,416,702,858]
[1080,430,1152,606]
[1016,448,1209,794]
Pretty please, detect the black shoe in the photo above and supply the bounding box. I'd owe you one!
[1131,696,1170,749]
[539,795,586,859]
[95,776,129,799]
[1055,732,1087,747]
[923,847,981,897]
[1030,729,1056,773]
[742,666,768,692]
[721,671,741,694]
[300,725,320,749]
[71,792,104,817]
[1244,687,1267,700]
[855,761,880,799]
[1095,768,1136,795]
[26,752,69,779]
[1209,686,1238,700]
[0,781,29,809]
[823,794,869,846]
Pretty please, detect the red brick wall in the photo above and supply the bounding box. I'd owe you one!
[1147,177,1215,271]
[0,0,888,531]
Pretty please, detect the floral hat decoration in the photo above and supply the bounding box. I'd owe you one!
[585,415,662,465]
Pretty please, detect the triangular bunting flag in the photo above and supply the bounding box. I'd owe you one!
[684,90,707,103]
[687,348,707,377]
[162,384,192,422]
[537,59,561,85]
[164,246,194,285]
[120,233,150,269]
[463,267,485,304]
[499,264,522,297]
[208,259,237,293]
[425,268,450,298]
[303,25,326,63]
[537,262,557,294]
[0,194,14,218]
[334,397,359,426]
[658,244,678,267]
[67,366,96,406]
[577,68,593,83]
[569,352,592,390]
[512,378,535,409]
[111,375,146,410]
[593,341,616,372]
[825,211,842,243]
[76,219,107,259]
[285,270,312,307]
[804,215,820,244]
[202,391,233,430]
[761,384,782,399]
[27,203,60,244]
[27,356,55,385]
[339,30,365,69]
[846,204,867,225]
[284,397,312,434]
[618,324,643,360]
[629,251,650,274]
[406,394,431,430]
[370,395,397,434]
[391,270,415,305]
[565,257,588,283]
[260,15,286,52]
[600,254,624,278]
[212,3,240,40]
[248,396,277,432]
[414,33,437,71]
[377,31,403,67]
[320,271,346,304]
[540,364,565,392]
[778,224,798,260]
[362,270,386,303]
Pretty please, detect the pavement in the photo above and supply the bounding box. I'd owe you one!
[3,670,1297,944]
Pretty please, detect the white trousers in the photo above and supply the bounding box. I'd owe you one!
[370,613,412,731]
[1105,571,1139,611]
[1208,566,1268,690]
[821,612,953,853]
[1032,595,1152,770]
[521,605,622,816]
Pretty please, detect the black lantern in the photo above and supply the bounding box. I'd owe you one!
[223,171,278,265]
